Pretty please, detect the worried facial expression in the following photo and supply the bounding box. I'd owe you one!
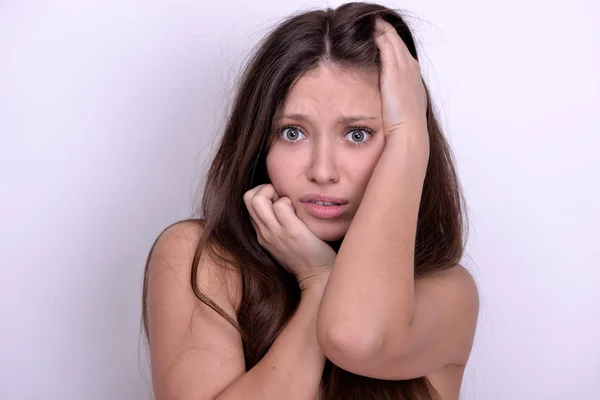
[266,63,385,242]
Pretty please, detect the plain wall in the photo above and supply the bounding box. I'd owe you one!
[1,0,598,399]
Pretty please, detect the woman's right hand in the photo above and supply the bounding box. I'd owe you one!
[243,184,335,291]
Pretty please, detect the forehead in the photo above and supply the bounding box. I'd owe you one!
[282,64,381,117]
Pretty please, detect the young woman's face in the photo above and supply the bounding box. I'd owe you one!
[266,64,385,242]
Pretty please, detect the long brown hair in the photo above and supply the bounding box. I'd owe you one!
[142,2,467,399]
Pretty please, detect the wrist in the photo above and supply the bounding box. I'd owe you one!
[299,271,330,295]
[383,129,429,179]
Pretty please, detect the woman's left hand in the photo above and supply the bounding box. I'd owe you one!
[373,18,429,146]
[243,184,336,290]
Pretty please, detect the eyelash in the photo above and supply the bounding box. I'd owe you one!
[278,125,375,146]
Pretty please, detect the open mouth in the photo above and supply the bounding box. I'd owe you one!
[307,200,341,206]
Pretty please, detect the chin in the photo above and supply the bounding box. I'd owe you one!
[303,218,348,242]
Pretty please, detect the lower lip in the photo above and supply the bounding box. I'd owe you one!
[301,201,349,219]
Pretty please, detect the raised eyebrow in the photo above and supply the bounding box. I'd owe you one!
[274,113,377,124]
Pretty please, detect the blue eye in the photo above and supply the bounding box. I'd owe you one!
[345,128,373,146]
[280,126,306,142]
[278,125,374,146]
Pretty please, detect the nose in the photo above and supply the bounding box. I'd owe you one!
[305,140,339,184]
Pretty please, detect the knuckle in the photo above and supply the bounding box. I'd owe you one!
[273,198,287,208]
[250,195,262,207]
[244,189,257,202]
[288,229,302,240]
[258,184,272,193]
[262,232,273,244]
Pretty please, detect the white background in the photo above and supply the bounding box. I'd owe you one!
[1,1,598,399]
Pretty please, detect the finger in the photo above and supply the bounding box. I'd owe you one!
[256,184,281,203]
[375,19,409,63]
[243,186,268,232]
[251,193,282,231]
[244,184,282,232]
[272,197,304,232]
[249,217,269,248]
[250,219,264,244]
[373,19,399,70]
[254,184,282,227]
[243,184,277,216]
[374,19,415,68]
[244,183,268,200]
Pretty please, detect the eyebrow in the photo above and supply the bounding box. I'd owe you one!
[274,113,377,124]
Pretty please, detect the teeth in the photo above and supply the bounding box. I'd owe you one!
[310,200,338,206]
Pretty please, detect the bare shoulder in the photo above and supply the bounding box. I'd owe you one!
[145,219,245,399]
[448,264,479,353]
[419,264,479,318]
[146,219,242,310]
[414,263,480,365]
[420,263,477,287]
[422,265,479,399]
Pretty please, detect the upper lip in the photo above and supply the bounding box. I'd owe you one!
[300,193,349,205]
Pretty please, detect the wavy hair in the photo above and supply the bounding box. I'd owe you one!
[143,2,467,398]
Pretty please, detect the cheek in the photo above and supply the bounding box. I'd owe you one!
[352,167,375,196]
[347,146,385,197]
[266,147,293,193]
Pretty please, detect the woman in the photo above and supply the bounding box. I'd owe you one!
[142,2,479,399]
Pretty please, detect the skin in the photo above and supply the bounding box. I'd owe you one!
[144,18,476,400]
[266,64,386,243]
[243,64,388,291]
[243,18,478,399]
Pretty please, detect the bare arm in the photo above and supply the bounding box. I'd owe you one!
[216,278,327,400]
[146,221,327,400]
[315,19,478,380]
[316,133,478,379]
